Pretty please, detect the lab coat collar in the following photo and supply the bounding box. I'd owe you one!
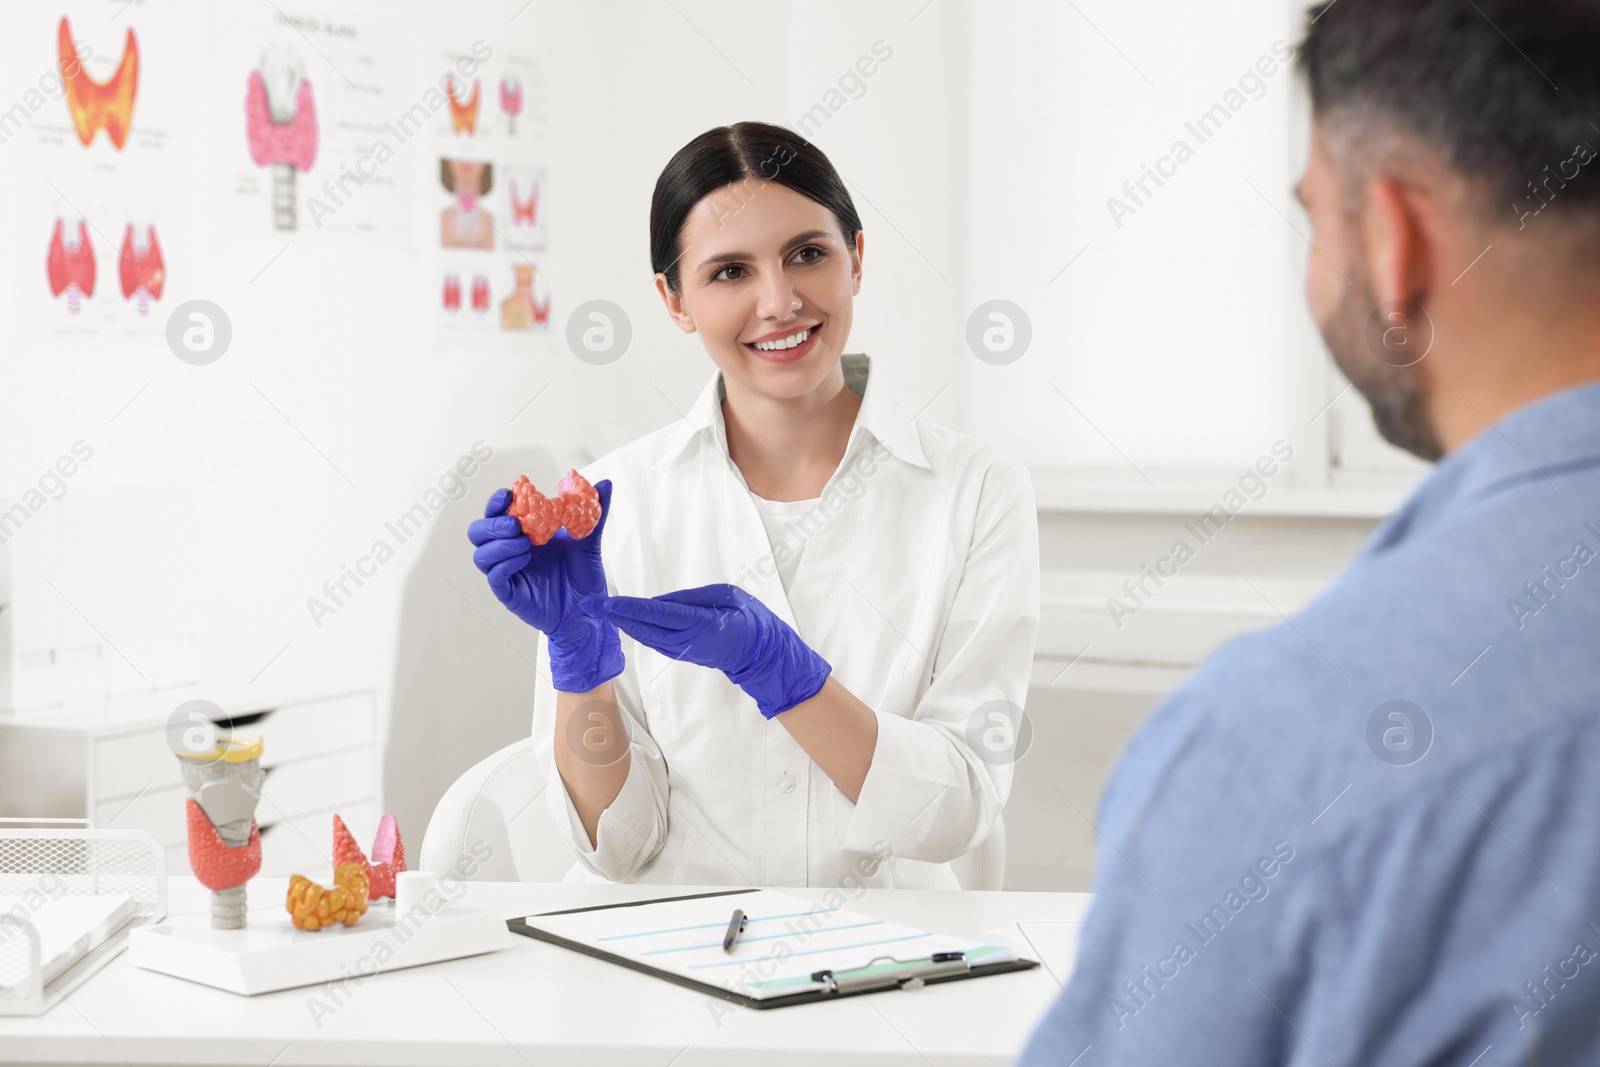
[649,352,932,472]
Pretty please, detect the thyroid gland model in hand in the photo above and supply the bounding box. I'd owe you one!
[508,470,600,544]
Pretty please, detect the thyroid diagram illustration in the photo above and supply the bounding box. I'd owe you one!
[59,16,139,150]
[245,50,319,231]
[118,224,166,315]
[500,264,549,330]
[509,178,538,227]
[447,75,480,135]
[499,77,521,136]
[46,219,96,314]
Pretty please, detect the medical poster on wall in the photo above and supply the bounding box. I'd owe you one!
[7,0,187,342]
[211,2,414,249]
[433,37,551,345]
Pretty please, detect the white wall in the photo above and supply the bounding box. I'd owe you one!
[0,0,988,841]
[964,0,1299,471]
[1,0,1414,884]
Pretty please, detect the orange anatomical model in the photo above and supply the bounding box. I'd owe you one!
[286,863,370,931]
[508,469,600,544]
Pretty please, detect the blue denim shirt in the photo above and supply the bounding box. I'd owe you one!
[1019,381,1600,1066]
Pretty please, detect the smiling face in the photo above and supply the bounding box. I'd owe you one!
[656,180,863,400]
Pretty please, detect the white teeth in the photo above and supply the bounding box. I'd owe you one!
[753,327,812,351]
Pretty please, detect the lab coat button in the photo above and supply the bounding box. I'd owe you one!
[776,773,795,794]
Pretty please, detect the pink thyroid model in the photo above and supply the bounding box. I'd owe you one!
[508,469,599,544]
[333,812,406,900]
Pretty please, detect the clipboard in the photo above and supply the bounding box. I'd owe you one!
[507,887,1040,1010]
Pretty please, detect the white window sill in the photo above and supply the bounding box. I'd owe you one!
[1031,465,1417,520]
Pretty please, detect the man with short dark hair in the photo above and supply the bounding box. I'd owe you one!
[1019,1,1600,1063]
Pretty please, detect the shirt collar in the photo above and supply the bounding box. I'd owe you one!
[1363,378,1600,553]
[648,353,932,472]
[1452,378,1600,499]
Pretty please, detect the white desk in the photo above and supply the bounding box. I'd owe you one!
[1,877,1088,1066]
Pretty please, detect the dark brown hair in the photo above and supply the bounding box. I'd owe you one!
[650,122,862,292]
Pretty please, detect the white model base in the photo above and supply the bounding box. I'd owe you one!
[127,900,512,995]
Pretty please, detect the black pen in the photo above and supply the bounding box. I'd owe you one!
[722,908,747,953]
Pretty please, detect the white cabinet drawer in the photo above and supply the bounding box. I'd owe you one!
[254,694,374,767]
[94,749,373,851]
[93,728,184,801]
[258,749,373,821]
[91,692,374,801]
[95,782,187,848]
[261,802,376,879]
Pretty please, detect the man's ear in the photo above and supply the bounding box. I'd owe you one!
[1361,177,1431,312]
[654,273,697,334]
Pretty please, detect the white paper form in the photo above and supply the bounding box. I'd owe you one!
[524,889,1020,1000]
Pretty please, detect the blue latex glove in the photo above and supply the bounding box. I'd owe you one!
[467,479,623,694]
[594,583,831,718]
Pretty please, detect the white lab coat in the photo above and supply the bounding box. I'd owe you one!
[531,353,1040,888]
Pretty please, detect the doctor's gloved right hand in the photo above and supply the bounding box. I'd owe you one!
[467,478,624,694]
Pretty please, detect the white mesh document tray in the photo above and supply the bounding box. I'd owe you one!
[0,820,167,1016]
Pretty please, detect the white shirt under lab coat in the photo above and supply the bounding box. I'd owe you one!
[531,353,1041,889]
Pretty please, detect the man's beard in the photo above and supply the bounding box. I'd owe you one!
[1319,265,1445,462]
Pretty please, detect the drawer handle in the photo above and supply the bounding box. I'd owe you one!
[214,708,273,731]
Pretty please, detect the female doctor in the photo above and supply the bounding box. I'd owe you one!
[468,121,1039,889]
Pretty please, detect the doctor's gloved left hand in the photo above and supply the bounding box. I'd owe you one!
[467,479,624,694]
[594,584,832,719]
